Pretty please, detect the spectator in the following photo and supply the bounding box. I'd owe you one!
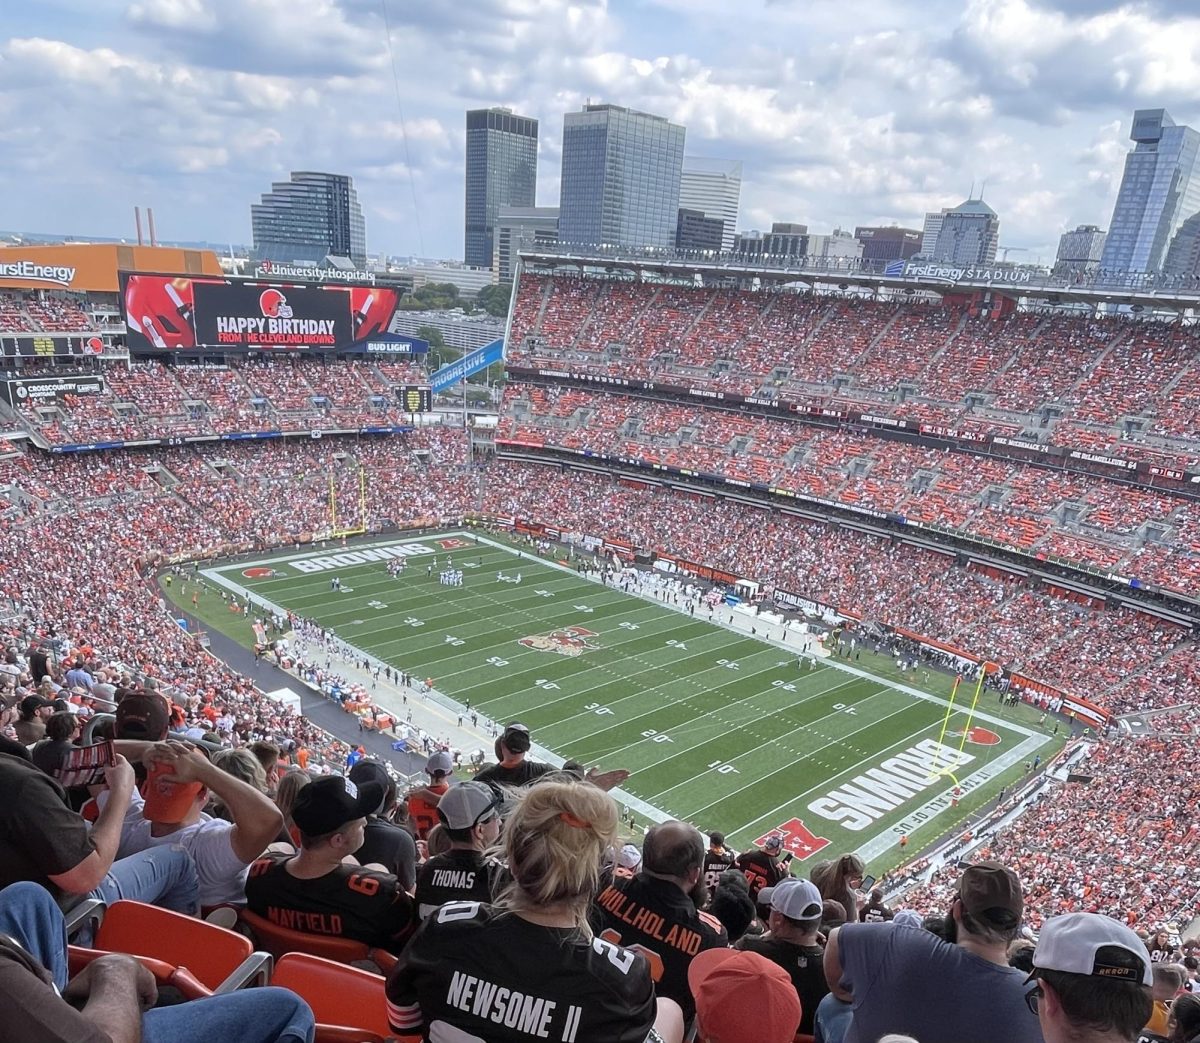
[825,860,1041,1043]
[413,780,505,920]
[348,759,417,890]
[273,767,311,847]
[0,746,198,915]
[708,868,756,944]
[406,750,454,839]
[247,740,282,796]
[811,854,866,922]
[1146,965,1188,1039]
[15,694,53,746]
[595,819,728,1023]
[1170,992,1200,1043]
[0,880,315,1043]
[474,722,556,787]
[860,887,894,923]
[244,774,415,954]
[703,830,738,890]
[0,695,29,760]
[736,877,828,1037]
[104,740,283,909]
[688,948,803,1043]
[1027,912,1153,1043]
[1009,938,1037,974]
[735,834,788,900]
[387,779,668,1042]
[31,711,81,776]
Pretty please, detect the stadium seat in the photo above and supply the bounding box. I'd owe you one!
[68,900,272,998]
[237,907,398,973]
[271,952,390,1043]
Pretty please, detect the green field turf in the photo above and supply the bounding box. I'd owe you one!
[192,532,1057,875]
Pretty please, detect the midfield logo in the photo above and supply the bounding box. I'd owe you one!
[518,626,601,658]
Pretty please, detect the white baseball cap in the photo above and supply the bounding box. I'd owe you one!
[1031,913,1152,987]
[759,878,823,920]
[617,843,642,869]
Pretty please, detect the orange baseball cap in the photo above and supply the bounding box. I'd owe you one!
[688,948,801,1043]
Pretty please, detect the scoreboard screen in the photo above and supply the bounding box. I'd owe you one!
[397,385,432,412]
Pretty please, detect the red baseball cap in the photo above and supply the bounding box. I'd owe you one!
[688,948,801,1043]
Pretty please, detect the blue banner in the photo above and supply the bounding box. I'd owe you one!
[431,338,504,392]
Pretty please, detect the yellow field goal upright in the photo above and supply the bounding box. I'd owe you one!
[328,466,368,539]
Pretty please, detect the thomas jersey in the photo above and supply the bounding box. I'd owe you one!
[414,849,508,920]
[387,901,656,1042]
[594,868,729,1022]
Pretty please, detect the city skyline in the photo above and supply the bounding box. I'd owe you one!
[3,1,1200,264]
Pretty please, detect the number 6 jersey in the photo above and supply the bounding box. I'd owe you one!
[386,901,657,1043]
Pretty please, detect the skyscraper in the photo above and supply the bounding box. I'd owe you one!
[854,225,921,263]
[930,199,999,265]
[920,209,948,257]
[1054,225,1107,275]
[251,171,366,267]
[464,107,538,269]
[1100,109,1200,274]
[493,206,559,282]
[679,158,742,252]
[558,104,686,250]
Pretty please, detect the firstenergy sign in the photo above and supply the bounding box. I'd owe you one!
[808,739,975,831]
[0,261,77,287]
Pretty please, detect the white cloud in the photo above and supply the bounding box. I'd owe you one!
[0,0,1195,264]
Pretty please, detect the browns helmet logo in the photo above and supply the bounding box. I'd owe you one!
[242,567,279,579]
[518,626,600,657]
[949,726,1001,746]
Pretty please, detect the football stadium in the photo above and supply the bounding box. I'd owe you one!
[2,32,1200,1043]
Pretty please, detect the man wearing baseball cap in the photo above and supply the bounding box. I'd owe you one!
[245,774,416,953]
[736,878,828,1037]
[825,860,1042,1043]
[474,722,555,788]
[413,781,505,920]
[735,833,788,899]
[688,948,802,1043]
[14,694,53,746]
[1026,913,1153,1043]
[406,750,455,840]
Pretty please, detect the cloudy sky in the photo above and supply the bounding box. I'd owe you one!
[2,0,1198,264]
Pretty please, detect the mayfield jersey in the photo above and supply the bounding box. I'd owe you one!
[414,849,508,921]
[735,850,787,899]
[594,868,729,1023]
[245,853,415,954]
[702,847,738,891]
[387,901,656,1042]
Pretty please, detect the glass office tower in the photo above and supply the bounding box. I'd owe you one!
[251,171,366,267]
[1100,109,1200,273]
[558,104,686,250]
[464,108,538,269]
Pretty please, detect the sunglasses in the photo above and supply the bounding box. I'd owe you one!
[1025,985,1042,1016]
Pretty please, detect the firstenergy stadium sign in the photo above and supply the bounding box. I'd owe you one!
[0,261,76,287]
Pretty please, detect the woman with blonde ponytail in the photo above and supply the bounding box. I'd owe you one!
[386,777,679,1042]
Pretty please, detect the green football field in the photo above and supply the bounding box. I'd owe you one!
[197,532,1054,875]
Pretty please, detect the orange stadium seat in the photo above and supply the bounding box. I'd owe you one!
[271,952,390,1043]
[238,907,398,973]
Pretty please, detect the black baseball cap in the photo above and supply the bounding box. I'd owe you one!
[502,722,531,753]
[19,695,53,716]
[292,775,384,836]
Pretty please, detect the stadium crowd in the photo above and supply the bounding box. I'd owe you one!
[498,382,1200,595]
[508,274,1200,471]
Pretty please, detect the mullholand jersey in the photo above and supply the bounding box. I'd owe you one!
[594,868,729,1023]
[386,901,656,1043]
